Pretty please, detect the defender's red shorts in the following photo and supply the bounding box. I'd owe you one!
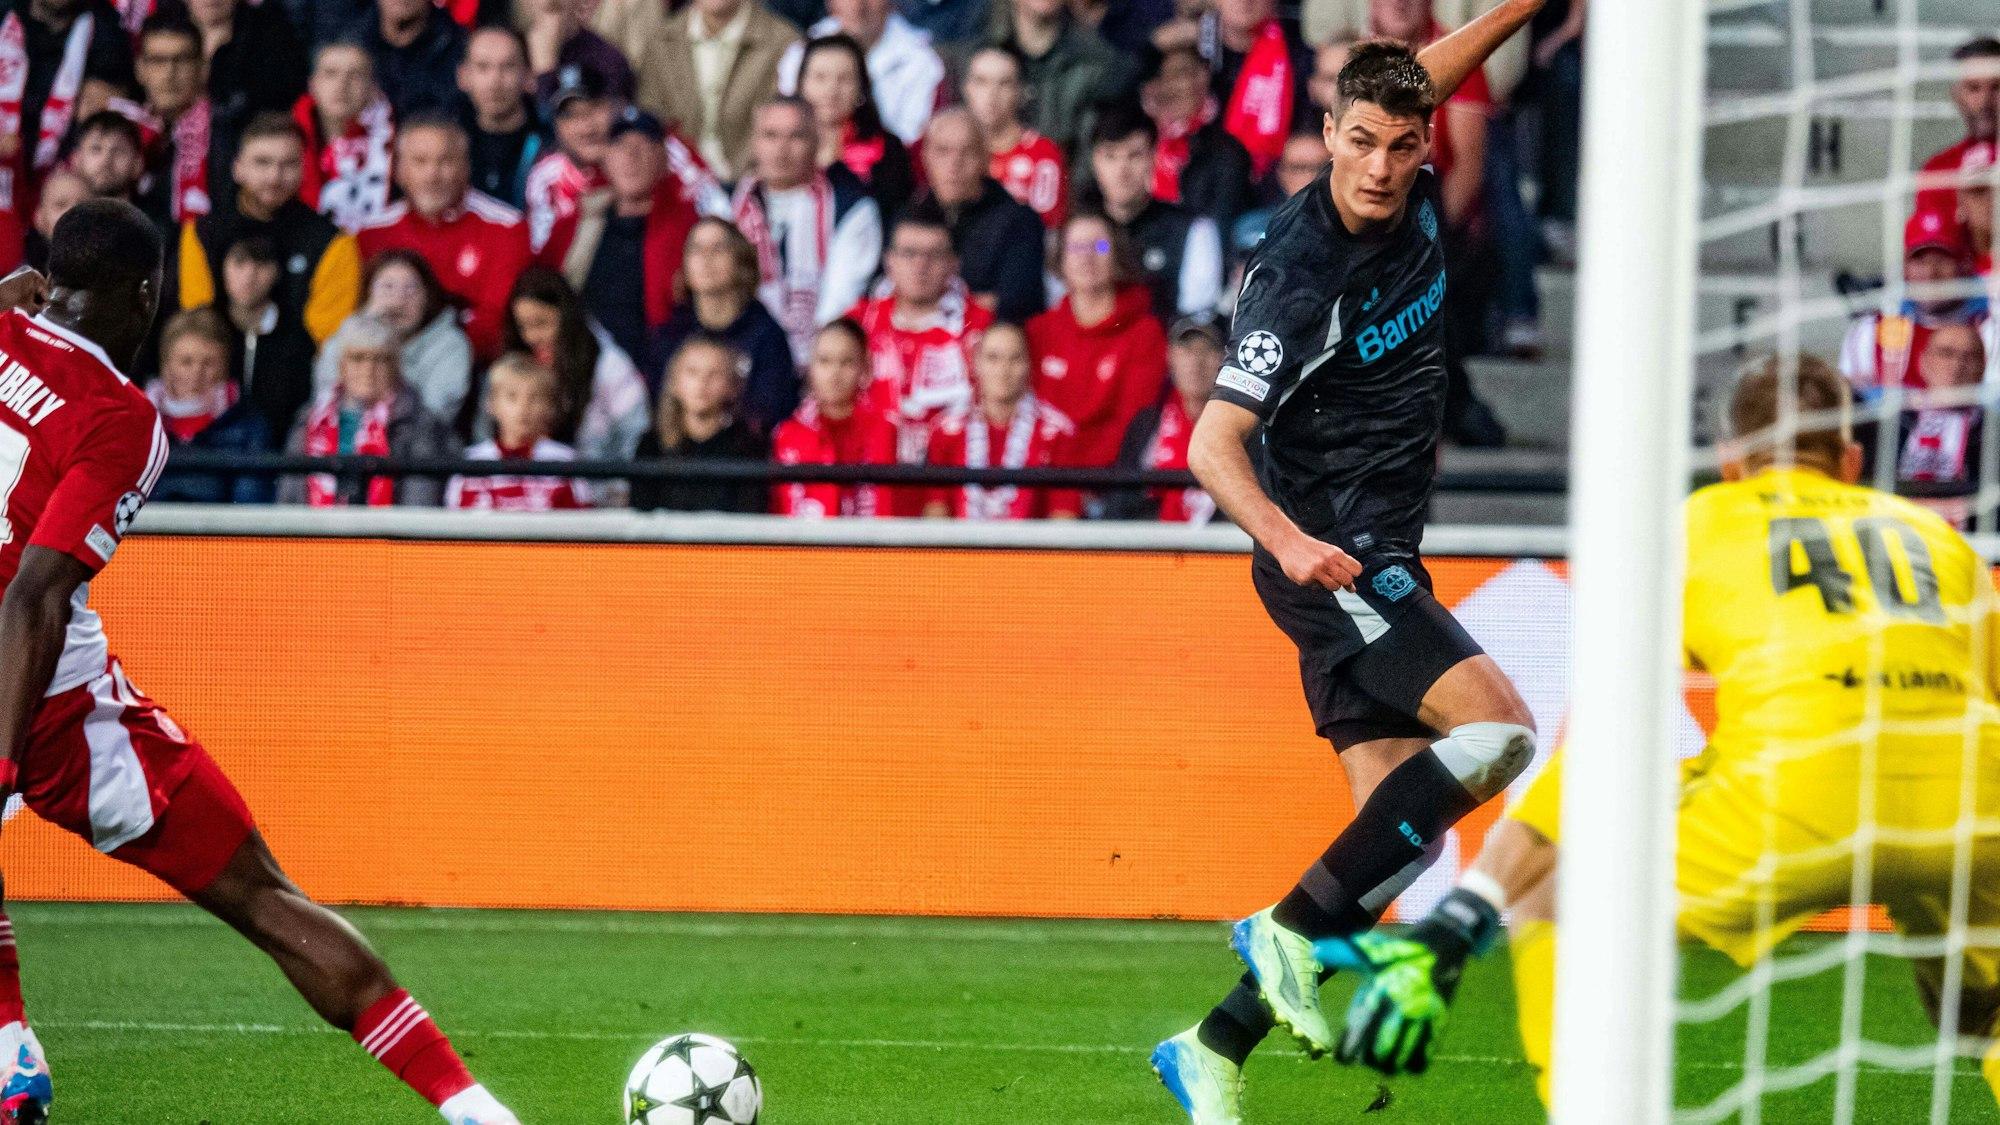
[14,661,253,896]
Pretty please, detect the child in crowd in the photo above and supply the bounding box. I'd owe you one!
[447,354,592,511]
[148,307,275,503]
[631,337,770,513]
[924,321,1080,521]
[770,318,902,518]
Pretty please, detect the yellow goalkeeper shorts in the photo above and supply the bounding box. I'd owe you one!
[1506,742,2000,1031]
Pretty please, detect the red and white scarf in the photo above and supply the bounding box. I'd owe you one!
[1899,407,1978,484]
[525,151,602,252]
[296,93,394,233]
[0,9,94,175]
[302,395,395,507]
[1144,395,1216,524]
[1221,18,1293,178]
[1152,97,1216,205]
[110,94,212,220]
[733,174,832,363]
[959,397,1041,522]
[147,378,237,443]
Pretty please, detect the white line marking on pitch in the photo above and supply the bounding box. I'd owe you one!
[33,1021,1986,1078]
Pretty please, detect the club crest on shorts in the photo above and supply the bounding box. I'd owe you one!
[1237,331,1283,376]
[1372,565,1417,602]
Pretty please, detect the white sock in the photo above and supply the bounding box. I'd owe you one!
[438,1083,516,1124]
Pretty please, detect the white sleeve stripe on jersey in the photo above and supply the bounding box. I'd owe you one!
[138,419,168,494]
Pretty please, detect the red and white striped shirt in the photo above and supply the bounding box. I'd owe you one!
[445,438,590,511]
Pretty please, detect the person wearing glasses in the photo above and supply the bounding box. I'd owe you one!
[1026,211,1167,476]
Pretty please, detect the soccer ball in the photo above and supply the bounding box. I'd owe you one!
[623,1033,761,1125]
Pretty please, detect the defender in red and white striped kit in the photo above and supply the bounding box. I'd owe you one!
[0,202,517,1125]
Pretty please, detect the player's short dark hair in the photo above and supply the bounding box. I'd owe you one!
[238,110,305,150]
[1954,35,2000,61]
[136,9,200,49]
[1727,354,1851,467]
[1089,100,1157,150]
[73,110,143,151]
[47,198,164,292]
[1336,40,1437,120]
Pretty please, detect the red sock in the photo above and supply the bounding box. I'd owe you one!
[0,914,24,1027]
[351,989,475,1108]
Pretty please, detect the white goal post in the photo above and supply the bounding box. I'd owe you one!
[1551,0,1710,1120]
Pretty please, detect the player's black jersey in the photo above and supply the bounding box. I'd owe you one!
[1211,164,1449,556]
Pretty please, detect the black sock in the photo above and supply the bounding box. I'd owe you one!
[1196,973,1273,1066]
[1272,748,1480,939]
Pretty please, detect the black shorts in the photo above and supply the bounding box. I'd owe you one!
[1251,550,1486,751]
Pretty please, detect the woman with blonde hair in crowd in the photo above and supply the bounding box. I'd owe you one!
[632,337,771,513]
[653,217,799,433]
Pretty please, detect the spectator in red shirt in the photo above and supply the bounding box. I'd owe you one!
[795,33,915,219]
[446,353,591,511]
[771,316,903,517]
[961,44,1067,229]
[1960,142,1994,281]
[1917,37,2000,219]
[1840,208,1986,398]
[358,114,536,363]
[524,64,612,253]
[1028,211,1168,472]
[848,209,994,462]
[294,41,394,234]
[542,105,703,377]
[1110,315,1221,523]
[924,320,1080,521]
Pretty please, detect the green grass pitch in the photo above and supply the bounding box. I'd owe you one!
[10,902,1995,1122]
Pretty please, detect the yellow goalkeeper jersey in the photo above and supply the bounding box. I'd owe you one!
[1685,466,2000,767]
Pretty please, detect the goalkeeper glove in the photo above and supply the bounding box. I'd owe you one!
[1316,887,1502,1076]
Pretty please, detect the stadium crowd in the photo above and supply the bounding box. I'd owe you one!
[1839,36,2000,528]
[0,0,1598,517]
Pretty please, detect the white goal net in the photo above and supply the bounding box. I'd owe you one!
[1557,1,2000,1122]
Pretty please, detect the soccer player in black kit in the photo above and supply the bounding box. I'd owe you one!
[1152,6,1547,1122]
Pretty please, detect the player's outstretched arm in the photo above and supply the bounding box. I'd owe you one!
[0,547,92,795]
[1189,401,1362,591]
[1417,0,1546,103]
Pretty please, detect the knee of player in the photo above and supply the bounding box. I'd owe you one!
[1434,721,1536,803]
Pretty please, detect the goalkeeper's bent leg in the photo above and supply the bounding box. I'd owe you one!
[1510,918,1557,1109]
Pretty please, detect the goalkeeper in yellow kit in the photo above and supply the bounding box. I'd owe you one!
[1318,355,2000,1107]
